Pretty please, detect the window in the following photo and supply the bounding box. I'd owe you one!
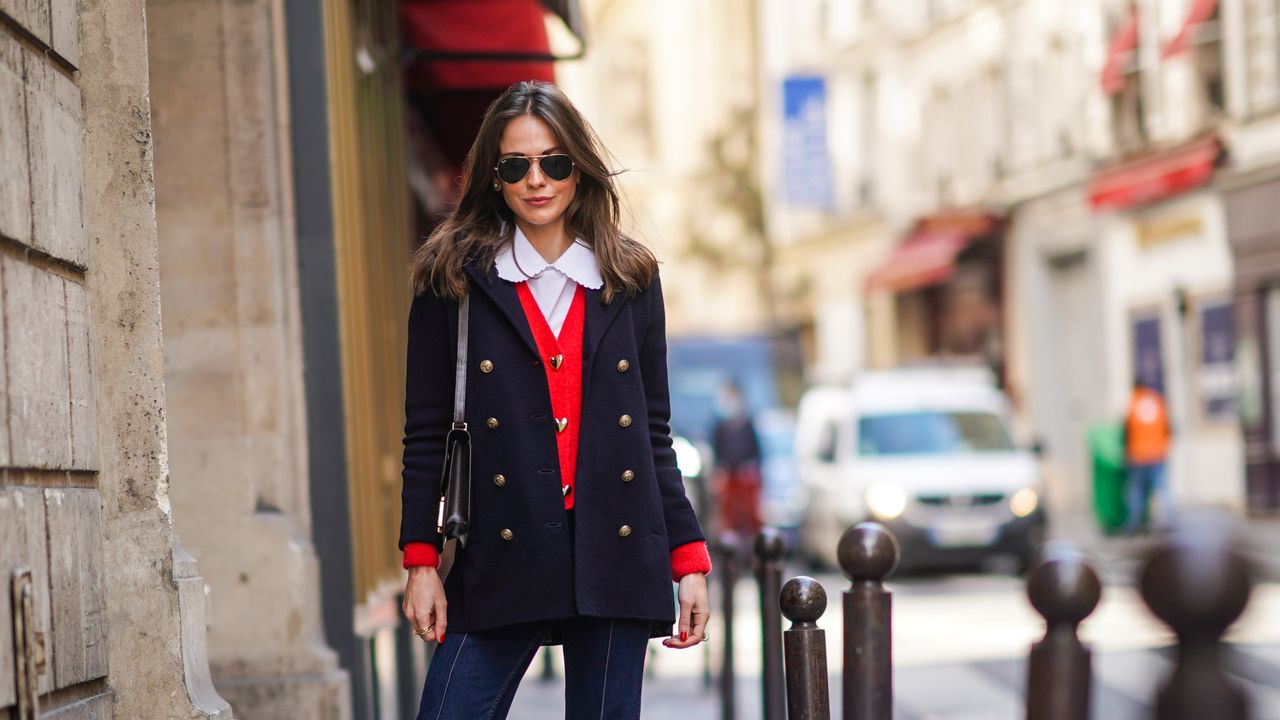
[1197,298,1236,424]
[1194,5,1227,116]
[857,411,1015,456]
[1241,0,1280,113]
[1105,7,1148,153]
[859,71,878,206]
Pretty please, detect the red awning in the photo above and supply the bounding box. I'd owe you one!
[401,0,555,91]
[864,232,973,294]
[1087,136,1221,210]
[1164,0,1219,58]
[1101,8,1140,96]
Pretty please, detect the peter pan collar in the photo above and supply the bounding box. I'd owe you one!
[494,226,603,289]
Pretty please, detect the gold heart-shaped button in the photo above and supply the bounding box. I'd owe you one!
[556,417,569,433]
[549,355,564,370]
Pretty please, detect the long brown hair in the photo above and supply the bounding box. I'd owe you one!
[411,81,657,302]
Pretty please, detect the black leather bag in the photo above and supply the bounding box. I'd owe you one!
[439,425,471,544]
[437,294,472,548]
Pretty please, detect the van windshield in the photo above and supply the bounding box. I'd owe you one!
[857,411,1014,456]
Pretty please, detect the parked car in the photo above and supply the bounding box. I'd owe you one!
[796,366,1046,573]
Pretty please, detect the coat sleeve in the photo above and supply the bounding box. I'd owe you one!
[640,275,706,550]
[399,290,454,553]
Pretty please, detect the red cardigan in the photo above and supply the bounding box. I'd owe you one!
[404,281,710,581]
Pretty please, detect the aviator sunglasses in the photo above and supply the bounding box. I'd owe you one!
[494,154,575,184]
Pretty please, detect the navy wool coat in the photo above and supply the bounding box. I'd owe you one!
[399,262,706,635]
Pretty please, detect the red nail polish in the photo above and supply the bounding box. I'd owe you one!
[439,633,445,644]
[680,631,688,642]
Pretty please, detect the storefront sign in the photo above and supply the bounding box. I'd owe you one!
[782,75,834,210]
[1135,213,1202,249]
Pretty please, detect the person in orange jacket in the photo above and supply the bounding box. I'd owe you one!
[1123,376,1173,534]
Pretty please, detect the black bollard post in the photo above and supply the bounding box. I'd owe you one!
[1025,544,1102,720]
[781,577,831,720]
[718,532,740,720]
[756,529,787,720]
[1138,514,1254,720]
[838,522,898,720]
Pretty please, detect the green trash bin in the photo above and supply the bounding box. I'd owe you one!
[1088,422,1128,535]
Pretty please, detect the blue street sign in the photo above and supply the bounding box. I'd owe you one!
[782,75,834,210]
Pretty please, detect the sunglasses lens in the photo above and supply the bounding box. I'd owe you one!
[540,155,573,181]
[497,157,531,184]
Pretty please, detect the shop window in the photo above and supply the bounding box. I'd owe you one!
[1132,312,1165,393]
[1196,297,1237,424]
[1267,287,1280,453]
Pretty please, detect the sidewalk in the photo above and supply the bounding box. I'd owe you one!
[1049,508,1280,584]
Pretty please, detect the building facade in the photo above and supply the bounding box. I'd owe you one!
[758,0,1274,516]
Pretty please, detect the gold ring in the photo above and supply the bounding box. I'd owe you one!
[413,626,432,636]
[701,631,710,643]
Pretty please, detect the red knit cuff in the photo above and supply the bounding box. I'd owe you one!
[670,541,712,581]
[403,543,440,569]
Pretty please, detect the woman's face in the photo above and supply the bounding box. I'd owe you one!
[496,115,578,233]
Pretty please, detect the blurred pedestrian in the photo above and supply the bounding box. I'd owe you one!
[1123,376,1174,534]
[711,381,763,536]
[398,81,711,720]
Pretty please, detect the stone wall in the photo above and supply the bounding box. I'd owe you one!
[0,0,232,716]
[145,0,351,716]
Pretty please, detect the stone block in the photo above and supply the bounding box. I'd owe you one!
[41,693,112,719]
[65,281,97,470]
[0,488,54,704]
[0,0,51,45]
[48,0,79,67]
[45,487,107,688]
[25,56,85,267]
[0,256,8,469]
[3,258,72,468]
[0,32,30,245]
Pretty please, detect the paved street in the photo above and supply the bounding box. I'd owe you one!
[506,519,1280,720]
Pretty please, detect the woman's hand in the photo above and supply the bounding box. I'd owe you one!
[662,572,710,649]
[403,566,447,644]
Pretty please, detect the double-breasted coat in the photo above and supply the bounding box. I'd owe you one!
[399,262,705,635]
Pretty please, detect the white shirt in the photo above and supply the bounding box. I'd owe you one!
[494,227,603,337]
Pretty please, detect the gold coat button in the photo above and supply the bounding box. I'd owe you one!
[621,470,635,482]
[487,417,499,430]
[493,474,506,487]
[617,359,630,372]
[618,414,632,428]
[618,525,632,537]
[500,528,514,541]
[480,359,494,373]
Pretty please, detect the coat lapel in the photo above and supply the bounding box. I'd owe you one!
[580,286,628,393]
[464,263,539,358]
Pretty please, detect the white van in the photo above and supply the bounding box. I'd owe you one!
[796,366,1045,572]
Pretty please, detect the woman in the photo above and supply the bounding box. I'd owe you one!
[400,80,712,720]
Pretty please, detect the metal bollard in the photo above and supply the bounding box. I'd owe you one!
[1025,544,1101,720]
[838,522,899,720]
[717,532,741,720]
[1139,514,1253,720]
[756,529,787,720]
[780,577,831,720]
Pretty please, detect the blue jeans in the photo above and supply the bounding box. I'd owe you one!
[1126,461,1172,533]
[416,616,651,720]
